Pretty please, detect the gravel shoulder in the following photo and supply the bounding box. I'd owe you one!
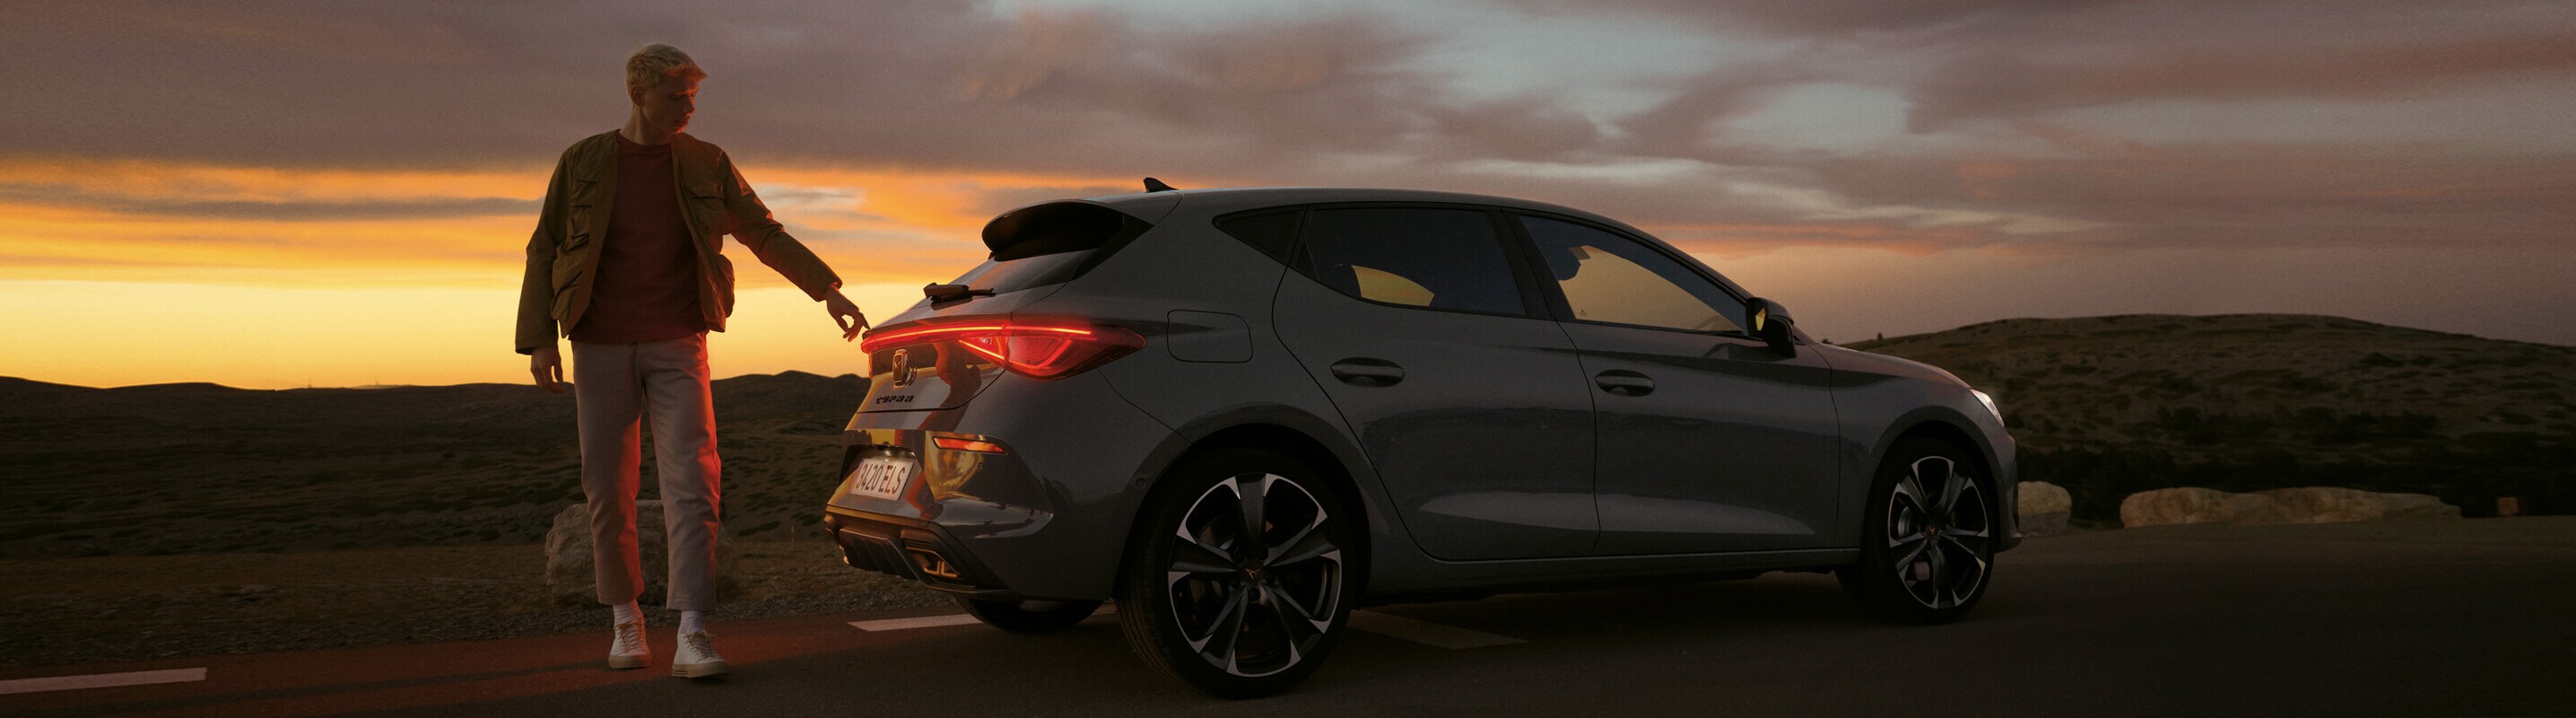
[0,538,948,669]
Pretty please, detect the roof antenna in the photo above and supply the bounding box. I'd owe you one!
[1143,177,1178,193]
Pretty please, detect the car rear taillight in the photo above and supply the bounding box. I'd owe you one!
[860,318,1145,379]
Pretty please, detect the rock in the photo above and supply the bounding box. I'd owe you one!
[2119,487,2240,528]
[2120,486,2463,528]
[2016,481,2074,536]
[2224,492,2293,526]
[2378,493,2465,521]
[544,501,741,607]
[2259,486,2384,523]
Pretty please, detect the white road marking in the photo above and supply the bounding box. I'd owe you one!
[0,668,208,696]
[851,604,1118,632]
[850,614,984,631]
[1348,610,1526,649]
[848,605,1519,650]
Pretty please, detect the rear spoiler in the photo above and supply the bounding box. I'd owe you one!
[980,180,1179,259]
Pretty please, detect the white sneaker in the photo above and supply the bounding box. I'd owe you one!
[607,620,650,670]
[672,630,730,679]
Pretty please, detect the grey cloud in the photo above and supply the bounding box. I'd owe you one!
[1,2,1592,179]
[1807,147,2576,250]
[8,0,2575,258]
[1509,0,2576,129]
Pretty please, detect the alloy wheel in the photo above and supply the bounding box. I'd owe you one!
[1884,456,1992,609]
[1164,473,1344,678]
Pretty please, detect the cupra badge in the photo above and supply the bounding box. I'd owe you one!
[890,348,912,386]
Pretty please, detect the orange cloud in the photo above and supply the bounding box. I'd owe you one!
[0,158,1139,287]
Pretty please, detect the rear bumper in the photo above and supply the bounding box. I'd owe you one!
[821,371,1176,601]
[822,508,1025,600]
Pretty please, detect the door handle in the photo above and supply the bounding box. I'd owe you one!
[1595,370,1655,396]
[1329,358,1405,387]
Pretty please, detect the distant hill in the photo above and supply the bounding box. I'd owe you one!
[1849,314,2574,522]
[0,372,867,559]
[7,314,2568,557]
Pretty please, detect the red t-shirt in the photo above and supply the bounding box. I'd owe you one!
[570,133,706,344]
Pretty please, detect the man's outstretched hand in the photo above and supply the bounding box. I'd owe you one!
[530,346,565,393]
[826,288,868,341]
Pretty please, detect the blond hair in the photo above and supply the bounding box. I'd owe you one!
[625,43,707,93]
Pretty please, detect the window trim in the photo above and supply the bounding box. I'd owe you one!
[1278,201,1555,321]
[1502,210,1758,338]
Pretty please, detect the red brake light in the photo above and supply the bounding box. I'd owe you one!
[860,319,1145,379]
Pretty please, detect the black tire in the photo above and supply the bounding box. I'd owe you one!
[1117,447,1357,699]
[953,596,1104,634]
[1839,436,1997,625]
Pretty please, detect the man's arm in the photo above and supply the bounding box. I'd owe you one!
[517,151,573,391]
[718,153,865,337]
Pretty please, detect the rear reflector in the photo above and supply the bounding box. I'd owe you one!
[932,436,1007,454]
[861,318,1144,379]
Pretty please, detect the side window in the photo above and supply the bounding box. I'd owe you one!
[1301,207,1530,316]
[1214,210,1300,265]
[1521,215,1743,333]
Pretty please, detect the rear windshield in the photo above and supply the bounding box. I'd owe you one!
[944,250,1093,295]
[950,200,1153,294]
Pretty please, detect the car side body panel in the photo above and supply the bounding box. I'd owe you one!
[1813,344,2022,549]
[828,187,2017,609]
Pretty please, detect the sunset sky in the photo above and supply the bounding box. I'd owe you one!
[4,0,2572,390]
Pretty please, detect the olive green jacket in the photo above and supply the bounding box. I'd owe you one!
[514,131,842,355]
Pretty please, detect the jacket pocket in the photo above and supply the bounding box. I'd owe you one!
[550,257,583,291]
[685,180,729,235]
[551,284,577,320]
[713,254,735,317]
[564,178,600,248]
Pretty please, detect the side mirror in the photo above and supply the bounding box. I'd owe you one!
[1745,296,1797,356]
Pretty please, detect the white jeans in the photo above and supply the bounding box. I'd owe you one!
[570,333,722,610]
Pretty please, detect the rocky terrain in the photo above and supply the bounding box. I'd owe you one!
[1849,313,2575,522]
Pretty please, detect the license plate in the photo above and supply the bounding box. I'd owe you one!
[846,457,916,501]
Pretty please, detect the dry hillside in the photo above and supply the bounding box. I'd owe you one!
[0,372,866,559]
[1848,313,2575,521]
[6,313,2566,556]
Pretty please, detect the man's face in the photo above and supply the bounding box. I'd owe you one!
[631,73,699,136]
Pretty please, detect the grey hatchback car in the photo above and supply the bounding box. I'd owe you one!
[822,184,2019,697]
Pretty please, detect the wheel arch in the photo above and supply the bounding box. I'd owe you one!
[1883,415,1995,484]
[1117,415,1380,598]
[1862,408,2018,549]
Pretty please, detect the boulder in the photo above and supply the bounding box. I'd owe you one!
[2224,492,2293,526]
[2120,487,2463,528]
[2378,493,2465,521]
[2119,487,2240,528]
[2016,481,2074,536]
[2259,486,2385,523]
[544,500,742,607]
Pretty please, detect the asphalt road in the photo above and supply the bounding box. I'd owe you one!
[10,518,2575,717]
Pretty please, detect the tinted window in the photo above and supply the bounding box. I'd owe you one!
[1302,208,1528,316]
[1215,210,1300,264]
[1521,216,1742,333]
[945,250,1091,295]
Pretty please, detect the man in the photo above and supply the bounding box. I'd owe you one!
[514,43,866,679]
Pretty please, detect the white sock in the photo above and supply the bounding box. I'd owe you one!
[678,610,707,635]
[612,601,642,626]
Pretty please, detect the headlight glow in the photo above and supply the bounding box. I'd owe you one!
[1971,390,2003,427]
